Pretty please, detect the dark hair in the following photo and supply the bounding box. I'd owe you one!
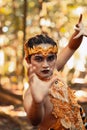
[24,34,58,62]
[25,34,57,48]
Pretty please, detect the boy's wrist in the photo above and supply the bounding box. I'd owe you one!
[68,31,83,50]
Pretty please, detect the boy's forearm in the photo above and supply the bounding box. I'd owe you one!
[68,30,83,50]
[23,92,45,126]
[28,101,44,126]
[56,46,74,71]
[56,30,83,71]
[68,14,83,50]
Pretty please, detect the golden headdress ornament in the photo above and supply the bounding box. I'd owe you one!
[24,44,58,58]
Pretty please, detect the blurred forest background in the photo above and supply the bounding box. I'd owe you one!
[0,0,87,129]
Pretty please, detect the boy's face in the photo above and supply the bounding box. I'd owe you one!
[30,44,57,80]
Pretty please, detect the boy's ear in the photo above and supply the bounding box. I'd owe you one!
[25,57,31,64]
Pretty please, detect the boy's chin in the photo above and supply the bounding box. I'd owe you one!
[37,73,53,81]
[39,76,51,81]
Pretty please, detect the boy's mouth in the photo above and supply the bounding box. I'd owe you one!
[41,69,50,74]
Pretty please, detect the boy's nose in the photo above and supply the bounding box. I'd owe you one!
[42,59,49,68]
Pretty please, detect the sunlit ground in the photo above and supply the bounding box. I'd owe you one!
[0,105,26,117]
[75,90,87,102]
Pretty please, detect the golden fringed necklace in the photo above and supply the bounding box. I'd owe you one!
[48,70,85,130]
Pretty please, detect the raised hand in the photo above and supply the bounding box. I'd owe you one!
[74,14,87,38]
[68,14,85,50]
[27,64,58,103]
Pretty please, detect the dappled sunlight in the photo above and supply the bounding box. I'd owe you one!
[0,1,87,129]
[72,7,85,16]
[0,50,4,66]
[23,80,29,91]
[0,105,26,117]
[67,37,87,71]
[8,61,16,73]
[75,90,87,98]
[72,77,86,84]
[75,90,87,102]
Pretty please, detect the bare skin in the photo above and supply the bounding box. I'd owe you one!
[56,46,75,70]
[23,63,68,129]
[24,85,57,130]
[23,51,58,129]
[23,14,87,129]
[56,14,83,71]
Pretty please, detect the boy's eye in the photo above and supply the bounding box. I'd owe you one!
[47,54,56,62]
[34,56,43,62]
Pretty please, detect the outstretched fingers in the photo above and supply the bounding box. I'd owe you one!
[78,14,82,24]
[27,64,36,81]
[75,14,83,28]
[74,14,87,38]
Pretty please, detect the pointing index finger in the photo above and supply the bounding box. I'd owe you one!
[76,14,82,28]
[78,14,82,24]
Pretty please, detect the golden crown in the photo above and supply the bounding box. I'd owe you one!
[24,45,58,57]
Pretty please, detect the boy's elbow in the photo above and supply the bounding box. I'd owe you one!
[27,110,43,126]
[30,118,41,126]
